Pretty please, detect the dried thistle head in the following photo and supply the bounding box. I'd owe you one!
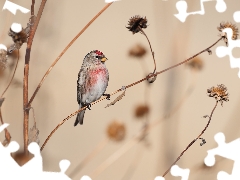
[217,22,239,46]
[135,104,149,118]
[207,84,229,106]
[218,22,239,40]
[0,49,8,70]
[186,57,203,71]
[126,15,148,34]
[107,121,126,142]
[129,44,147,58]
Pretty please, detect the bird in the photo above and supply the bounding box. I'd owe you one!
[74,50,110,126]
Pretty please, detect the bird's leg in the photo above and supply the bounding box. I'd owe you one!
[103,93,111,100]
[86,103,91,110]
[82,103,91,110]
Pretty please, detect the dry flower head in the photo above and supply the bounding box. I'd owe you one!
[129,44,147,58]
[107,121,126,141]
[135,104,149,118]
[207,84,229,106]
[126,15,148,34]
[218,22,239,40]
[186,57,203,71]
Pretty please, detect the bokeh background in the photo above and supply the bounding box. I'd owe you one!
[0,0,240,179]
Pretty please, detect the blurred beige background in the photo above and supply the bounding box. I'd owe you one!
[0,0,240,179]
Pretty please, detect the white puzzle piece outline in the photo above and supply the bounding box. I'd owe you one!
[215,28,240,78]
[174,0,227,22]
[154,165,190,180]
[233,11,240,23]
[204,132,240,180]
[0,124,92,180]
[2,0,30,15]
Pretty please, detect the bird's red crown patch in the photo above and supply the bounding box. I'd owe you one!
[95,50,103,56]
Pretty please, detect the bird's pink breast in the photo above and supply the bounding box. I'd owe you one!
[88,68,108,86]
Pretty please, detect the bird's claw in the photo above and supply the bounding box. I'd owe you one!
[86,103,91,110]
[103,93,111,100]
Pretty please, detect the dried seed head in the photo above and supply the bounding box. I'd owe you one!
[135,104,149,118]
[129,44,147,58]
[107,121,126,142]
[186,57,203,71]
[147,73,157,83]
[218,22,239,40]
[126,15,148,34]
[207,84,229,106]
[0,49,8,70]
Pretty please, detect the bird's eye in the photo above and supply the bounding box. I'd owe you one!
[95,56,99,59]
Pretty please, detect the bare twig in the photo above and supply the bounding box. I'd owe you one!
[139,28,156,73]
[1,50,19,98]
[162,101,219,177]
[31,0,35,16]
[40,37,222,151]
[87,77,196,178]
[23,0,47,154]
[28,2,113,107]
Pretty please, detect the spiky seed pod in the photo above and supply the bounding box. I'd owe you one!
[207,84,229,106]
[217,22,239,40]
[126,15,148,34]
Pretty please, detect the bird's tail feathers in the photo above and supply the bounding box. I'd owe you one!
[74,106,86,126]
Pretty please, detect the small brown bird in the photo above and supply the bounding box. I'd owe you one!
[74,50,110,126]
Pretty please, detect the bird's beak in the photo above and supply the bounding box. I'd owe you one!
[101,57,107,62]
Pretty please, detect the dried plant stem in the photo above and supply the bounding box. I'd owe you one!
[1,50,19,98]
[31,0,35,16]
[0,108,11,146]
[28,2,113,107]
[162,101,219,177]
[88,79,196,178]
[23,0,47,154]
[139,28,156,73]
[40,37,222,151]
[69,138,109,178]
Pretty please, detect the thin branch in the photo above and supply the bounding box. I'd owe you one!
[139,28,156,73]
[31,0,35,16]
[23,0,47,154]
[28,2,113,107]
[40,37,222,151]
[87,76,196,178]
[162,101,219,177]
[1,50,19,98]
